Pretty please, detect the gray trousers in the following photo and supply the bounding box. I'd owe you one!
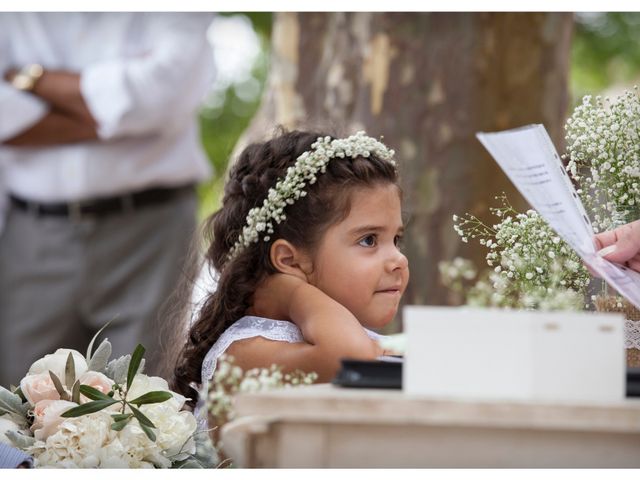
[0,189,196,386]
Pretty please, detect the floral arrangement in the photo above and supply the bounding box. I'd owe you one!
[206,354,317,428]
[229,131,396,260]
[564,87,640,232]
[442,194,590,310]
[0,328,216,468]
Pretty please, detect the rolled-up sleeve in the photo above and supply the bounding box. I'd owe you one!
[80,13,215,140]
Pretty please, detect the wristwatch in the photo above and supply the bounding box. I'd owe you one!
[11,64,44,92]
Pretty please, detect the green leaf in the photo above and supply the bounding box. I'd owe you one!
[71,380,81,404]
[128,391,172,406]
[126,344,145,391]
[65,352,76,389]
[86,319,114,361]
[139,422,156,442]
[60,399,118,418]
[49,371,70,401]
[111,413,132,422]
[79,384,113,402]
[111,418,131,431]
[129,404,156,429]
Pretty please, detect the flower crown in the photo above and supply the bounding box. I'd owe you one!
[228,131,396,260]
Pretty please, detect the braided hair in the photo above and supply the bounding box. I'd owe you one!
[171,129,399,405]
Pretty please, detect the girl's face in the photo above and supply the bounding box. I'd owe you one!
[307,183,409,329]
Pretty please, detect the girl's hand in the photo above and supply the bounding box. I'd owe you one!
[250,273,307,321]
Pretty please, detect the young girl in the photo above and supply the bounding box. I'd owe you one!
[171,130,409,424]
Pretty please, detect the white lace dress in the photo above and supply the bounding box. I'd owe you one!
[194,315,387,430]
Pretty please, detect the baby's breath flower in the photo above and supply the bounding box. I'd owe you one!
[445,194,590,311]
[565,88,640,231]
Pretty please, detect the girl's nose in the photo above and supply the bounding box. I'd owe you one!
[386,248,409,272]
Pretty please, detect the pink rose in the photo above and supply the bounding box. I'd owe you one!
[31,399,77,441]
[20,372,65,405]
[78,371,114,403]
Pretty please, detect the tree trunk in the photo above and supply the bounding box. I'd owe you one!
[236,12,573,316]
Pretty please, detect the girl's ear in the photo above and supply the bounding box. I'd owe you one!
[270,239,312,281]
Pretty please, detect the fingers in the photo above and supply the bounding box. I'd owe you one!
[600,221,640,263]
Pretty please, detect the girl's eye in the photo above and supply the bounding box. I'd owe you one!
[359,234,377,247]
[394,235,404,247]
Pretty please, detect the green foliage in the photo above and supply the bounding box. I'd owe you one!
[197,13,273,220]
[572,13,640,101]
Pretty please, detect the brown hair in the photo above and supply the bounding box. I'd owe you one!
[171,129,399,405]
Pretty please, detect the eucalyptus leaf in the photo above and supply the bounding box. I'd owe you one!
[65,352,76,389]
[86,319,114,361]
[79,385,113,402]
[126,344,145,391]
[49,371,70,401]
[129,405,155,429]
[6,430,35,449]
[0,386,28,418]
[61,399,118,418]
[128,391,172,406]
[87,339,112,373]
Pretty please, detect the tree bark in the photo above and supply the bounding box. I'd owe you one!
[236,12,573,314]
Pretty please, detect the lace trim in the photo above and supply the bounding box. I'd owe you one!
[194,315,386,430]
[625,319,640,350]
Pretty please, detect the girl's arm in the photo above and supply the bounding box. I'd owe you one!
[227,273,381,381]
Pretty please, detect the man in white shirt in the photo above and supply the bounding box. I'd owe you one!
[0,13,214,385]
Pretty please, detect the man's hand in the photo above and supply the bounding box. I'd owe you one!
[3,67,98,146]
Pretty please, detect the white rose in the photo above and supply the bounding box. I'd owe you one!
[78,371,115,403]
[20,371,65,405]
[0,414,24,445]
[28,349,88,380]
[31,399,77,441]
[141,402,197,457]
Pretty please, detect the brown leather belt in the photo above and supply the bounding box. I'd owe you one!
[10,184,195,219]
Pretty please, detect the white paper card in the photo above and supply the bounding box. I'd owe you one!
[404,306,626,403]
[477,124,640,309]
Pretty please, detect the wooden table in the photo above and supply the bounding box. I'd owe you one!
[221,384,640,468]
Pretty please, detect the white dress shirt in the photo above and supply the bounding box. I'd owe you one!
[0,13,214,202]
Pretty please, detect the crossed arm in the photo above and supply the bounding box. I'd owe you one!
[226,274,382,382]
[2,69,98,146]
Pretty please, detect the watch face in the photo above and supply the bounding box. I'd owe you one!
[12,73,33,91]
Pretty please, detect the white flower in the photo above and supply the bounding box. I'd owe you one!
[127,374,186,410]
[28,349,88,380]
[21,371,65,405]
[141,402,197,458]
[31,399,78,441]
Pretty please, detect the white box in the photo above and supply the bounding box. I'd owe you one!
[403,306,626,403]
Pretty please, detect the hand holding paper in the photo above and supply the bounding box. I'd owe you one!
[477,124,640,310]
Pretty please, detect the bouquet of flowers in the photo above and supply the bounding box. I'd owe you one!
[442,194,590,310]
[564,87,640,232]
[0,327,216,468]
